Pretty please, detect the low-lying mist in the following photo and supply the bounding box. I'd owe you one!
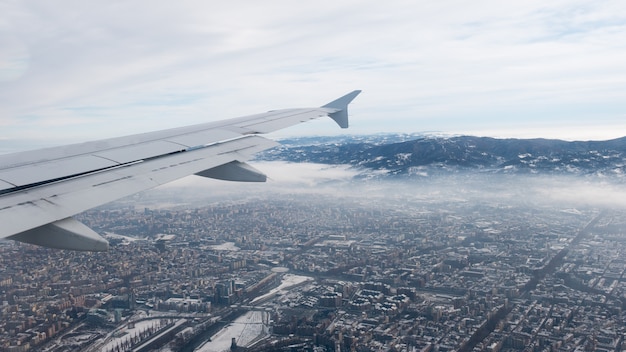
[120,161,626,211]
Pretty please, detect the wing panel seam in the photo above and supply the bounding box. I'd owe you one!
[0,135,265,196]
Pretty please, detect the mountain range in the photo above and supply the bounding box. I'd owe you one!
[259,134,626,179]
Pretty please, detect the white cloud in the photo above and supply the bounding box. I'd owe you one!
[162,161,359,190]
[1,0,626,148]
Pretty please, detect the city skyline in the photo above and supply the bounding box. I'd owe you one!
[2,0,626,153]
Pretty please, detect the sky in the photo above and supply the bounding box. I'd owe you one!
[2,0,626,152]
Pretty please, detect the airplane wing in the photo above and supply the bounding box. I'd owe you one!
[0,90,361,251]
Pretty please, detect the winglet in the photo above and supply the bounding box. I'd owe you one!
[322,90,361,129]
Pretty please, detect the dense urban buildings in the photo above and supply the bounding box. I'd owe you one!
[0,179,625,351]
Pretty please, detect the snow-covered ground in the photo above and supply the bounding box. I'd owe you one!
[196,311,269,352]
[251,274,313,305]
[104,232,144,241]
[209,242,240,251]
[100,317,173,352]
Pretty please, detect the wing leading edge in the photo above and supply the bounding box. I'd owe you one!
[0,90,361,251]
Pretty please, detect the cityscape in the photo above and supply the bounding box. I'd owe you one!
[1,176,625,352]
[3,1,625,351]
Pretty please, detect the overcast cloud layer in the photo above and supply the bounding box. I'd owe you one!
[2,1,626,151]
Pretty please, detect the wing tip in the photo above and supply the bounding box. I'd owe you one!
[322,90,362,129]
[322,90,362,110]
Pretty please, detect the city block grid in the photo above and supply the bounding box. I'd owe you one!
[0,194,625,351]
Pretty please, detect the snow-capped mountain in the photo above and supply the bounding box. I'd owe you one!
[259,135,626,179]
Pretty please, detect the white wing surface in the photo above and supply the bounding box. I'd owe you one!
[0,90,361,251]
